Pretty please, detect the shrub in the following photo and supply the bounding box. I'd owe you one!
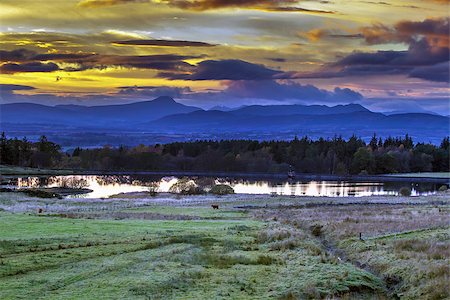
[269,238,299,251]
[310,224,323,237]
[209,184,234,195]
[399,187,411,196]
[169,178,205,195]
[256,255,275,265]
[393,239,428,252]
[257,228,292,243]
[148,182,159,196]
[195,177,216,190]
[438,185,448,192]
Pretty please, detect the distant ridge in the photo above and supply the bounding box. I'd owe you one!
[143,110,449,143]
[1,97,448,144]
[230,103,369,116]
[1,96,201,126]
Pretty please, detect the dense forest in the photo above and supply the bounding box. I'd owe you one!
[1,132,449,175]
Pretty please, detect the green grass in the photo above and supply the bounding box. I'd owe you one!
[337,227,449,299]
[0,200,386,299]
[122,205,248,219]
[4,192,447,299]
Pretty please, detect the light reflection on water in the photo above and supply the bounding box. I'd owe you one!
[11,175,438,199]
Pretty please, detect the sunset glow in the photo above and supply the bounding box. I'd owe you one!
[0,0,448,113]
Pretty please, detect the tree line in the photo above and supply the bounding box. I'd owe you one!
[1,132,449,175]
[0,133,61,168]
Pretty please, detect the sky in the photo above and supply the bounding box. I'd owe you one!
[0,0,449,114]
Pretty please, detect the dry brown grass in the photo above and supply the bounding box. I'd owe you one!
[253,204,449,240]
[252,202,450,299]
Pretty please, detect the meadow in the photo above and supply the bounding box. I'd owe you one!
[0,191,448,299]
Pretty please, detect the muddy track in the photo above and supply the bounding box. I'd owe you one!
[316,234,401,299]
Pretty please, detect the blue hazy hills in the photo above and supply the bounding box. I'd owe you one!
[1,96,448,146]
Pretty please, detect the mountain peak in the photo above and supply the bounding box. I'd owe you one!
[152,96,176,104]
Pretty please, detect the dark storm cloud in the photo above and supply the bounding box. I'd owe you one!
[335,51,407,66]
[117,85,191,97]
[159,59,282,80]
[0,49,37,62]
[409,62,450,83]
[0,48,199,73]
[330,39,449,81]
[90,54,197,71]
[0,49,97,62]
[113,39,216,47]
[294,18,450,83]
[33,53,99,62]
[295,48,449,82]
[395,18,449,38]
[223,80,363,103]
[266,58,287,62]
[361,17,449,46]
[0,62,60,74]
[332,44,448,69]
[113,80,364,107]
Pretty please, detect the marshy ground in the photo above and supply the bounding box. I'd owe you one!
[0,192,448,299]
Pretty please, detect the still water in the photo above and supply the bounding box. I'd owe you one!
[8,175,440,198]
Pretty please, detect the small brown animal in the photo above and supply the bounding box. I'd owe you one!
[38,208,43,214]
[211,204,219,210]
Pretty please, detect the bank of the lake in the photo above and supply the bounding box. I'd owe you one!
[0,165,74,176]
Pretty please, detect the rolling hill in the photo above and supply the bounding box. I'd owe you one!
[1,97,448,145]
[0,96,201,126]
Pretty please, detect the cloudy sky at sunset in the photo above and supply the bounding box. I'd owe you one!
[0,0,449,114]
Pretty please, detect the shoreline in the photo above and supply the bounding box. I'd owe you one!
[24,171,450,184]
[92,171,448,184]
[2,165,449,184]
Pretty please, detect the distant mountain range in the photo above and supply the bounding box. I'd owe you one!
[1,96,449,145]
[0,97,374,126]
[229,103,369,116]
[1,96,200,126]
[145,110,448,134]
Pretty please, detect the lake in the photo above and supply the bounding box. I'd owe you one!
[4,174,441,198]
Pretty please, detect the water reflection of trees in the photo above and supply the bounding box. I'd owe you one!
[46,176,88,189]
[95,175,132,185]
[93,175,163,187]
[13,175,440,197]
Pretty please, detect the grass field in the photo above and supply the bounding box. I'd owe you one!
[0,191,448,299]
